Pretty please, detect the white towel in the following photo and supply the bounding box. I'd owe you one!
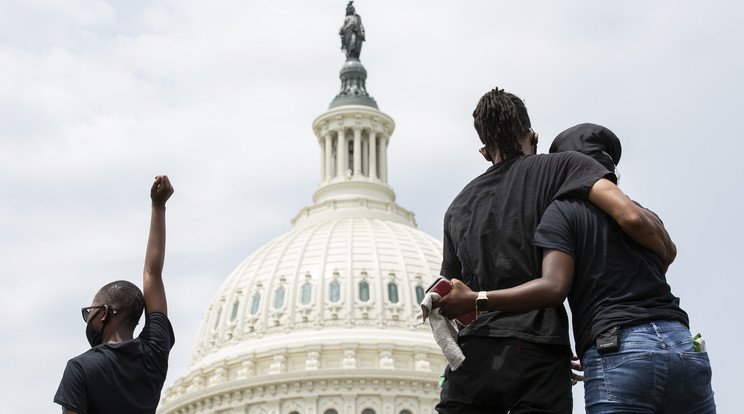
[413,291,465,370]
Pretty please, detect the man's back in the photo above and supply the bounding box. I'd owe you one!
[441,151,610,345]
[534,198,688,358]
[55,312,174,414]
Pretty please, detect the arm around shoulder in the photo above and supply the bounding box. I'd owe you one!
[588,178,676,269]
[143,175,174,316]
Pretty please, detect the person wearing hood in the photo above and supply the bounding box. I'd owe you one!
[437,124,716,413]
[54,176,176,414]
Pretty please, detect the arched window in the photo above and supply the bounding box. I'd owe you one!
[415,285,425,304]
[329,280,341,303]
[359,281,370,302]
[289,411,300,414]
[361,409,375,414]
[250,293,260,315]
[213,307,222,330]
[301,283,312,305]
[274,287,285,309]
[323,410,338,414]
[387,282,399,303]
[230,300,240,322]
[399,410,413,414]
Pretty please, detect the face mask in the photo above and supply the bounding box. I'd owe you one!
[85,314,105,347]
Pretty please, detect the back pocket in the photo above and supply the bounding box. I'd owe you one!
[679,352,713,399]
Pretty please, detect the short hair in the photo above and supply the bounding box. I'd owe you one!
[472,87,532,160]
[97,280,144,328]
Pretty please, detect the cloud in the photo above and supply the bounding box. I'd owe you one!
[1,1,742,412]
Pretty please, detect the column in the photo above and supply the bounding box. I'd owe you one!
[336,129,346,177]
[324,132,333,181]
[369,130,378,180]
[379,134,388,183]
[319,135,326,182]
[353,127,362,177]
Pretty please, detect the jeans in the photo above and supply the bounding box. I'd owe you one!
[582,320,716,413]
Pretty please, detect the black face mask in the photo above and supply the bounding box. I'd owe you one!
[85,311,106,347]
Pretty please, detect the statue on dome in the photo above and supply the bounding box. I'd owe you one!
[339,1,365,60]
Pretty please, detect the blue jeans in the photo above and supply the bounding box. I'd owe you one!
[582,321,716,414]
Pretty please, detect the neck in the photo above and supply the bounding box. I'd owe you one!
[489,137,534,165]
[103,326,134,344]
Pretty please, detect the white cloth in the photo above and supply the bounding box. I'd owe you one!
[413,291,465,370]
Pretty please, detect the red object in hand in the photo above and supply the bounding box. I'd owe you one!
[428,279,476,325]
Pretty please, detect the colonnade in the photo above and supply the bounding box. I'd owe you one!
[315,114,390,184]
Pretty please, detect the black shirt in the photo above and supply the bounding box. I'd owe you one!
[441,152,612,345]
[534,198,689,358]
[54,312,175,414]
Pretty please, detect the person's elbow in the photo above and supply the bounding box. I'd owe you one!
[615,208,644,232]
[537,278,570,308]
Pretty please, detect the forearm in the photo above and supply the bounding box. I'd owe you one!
[144,204,167,277]
[438,252,571,319]
[588,178,676,268]
[619,208,676,268]
[143,203,167,315]
[485,279,566,312]
[439,279,566,318]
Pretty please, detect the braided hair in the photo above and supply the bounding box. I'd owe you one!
[97,280,145,328]
[472,87,532,160]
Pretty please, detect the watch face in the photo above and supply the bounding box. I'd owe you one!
[476,299,488,313]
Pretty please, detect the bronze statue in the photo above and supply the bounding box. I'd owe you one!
[339,1,365,60]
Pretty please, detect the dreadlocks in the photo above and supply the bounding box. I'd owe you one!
[472,87,532,161]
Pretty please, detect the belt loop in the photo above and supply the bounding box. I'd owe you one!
[650,321,663,340]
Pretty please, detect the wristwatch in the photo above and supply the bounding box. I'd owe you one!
[476,291,489,317]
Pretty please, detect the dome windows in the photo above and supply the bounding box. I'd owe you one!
[387,282,399,304]
[230,300,240,322]
[329,280,341,303]
[301,283,312,305]
[415,285,425,305]
[274,286,286,309]
[250,293,261,315]
[213,307,222,330]
[359,281,370,302]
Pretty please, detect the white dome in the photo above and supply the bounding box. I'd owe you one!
[193,212,443,363]
[158,211,447,413]
[158,104,448,413]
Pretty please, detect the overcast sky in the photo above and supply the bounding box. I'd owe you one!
[1,1,742,412]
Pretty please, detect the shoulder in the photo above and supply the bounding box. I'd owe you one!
[548,197,593,213]
[530,151,599,169]
[67,347,103,367]
[545,198,601,223]
[140,311,175,350]
[540,198,600,230]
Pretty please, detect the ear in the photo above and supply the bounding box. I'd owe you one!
[533,131,539,146]
[479,147,492,162]
[100,305,110,322]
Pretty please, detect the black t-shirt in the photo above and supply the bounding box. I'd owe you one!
[54,312,175,414]
[534,198,689,358]
[441,152,612,345]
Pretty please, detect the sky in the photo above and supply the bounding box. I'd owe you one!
[1,1,742,412]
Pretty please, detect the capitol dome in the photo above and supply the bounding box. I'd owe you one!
[157,5,447,414]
